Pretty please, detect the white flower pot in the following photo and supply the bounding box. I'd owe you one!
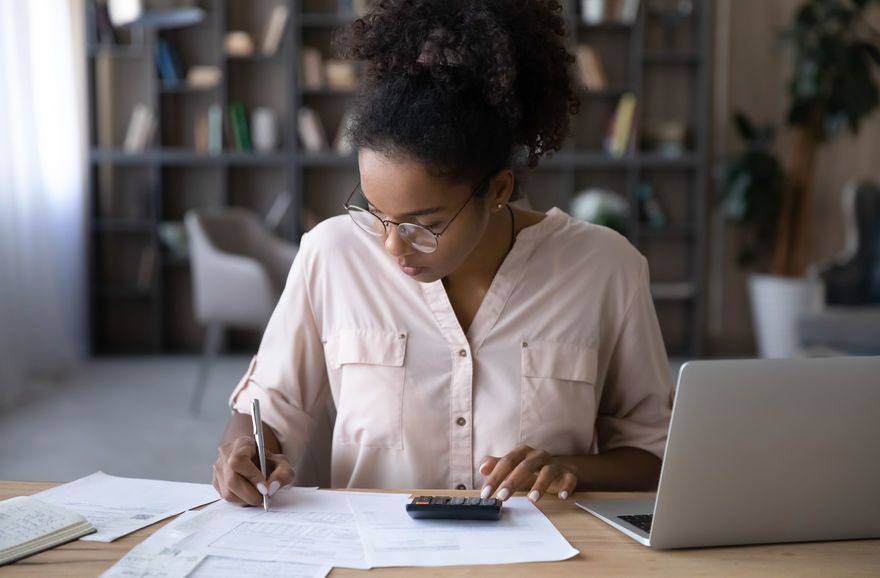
[748,274,825,358]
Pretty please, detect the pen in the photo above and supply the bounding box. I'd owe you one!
[251,399,269,512]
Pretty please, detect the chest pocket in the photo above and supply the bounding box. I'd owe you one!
[325,330,407,450]
[520,340,598,456]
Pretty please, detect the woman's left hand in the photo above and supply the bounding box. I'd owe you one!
[479,444,578,503]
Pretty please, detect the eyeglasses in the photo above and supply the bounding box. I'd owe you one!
[343,178,486,254]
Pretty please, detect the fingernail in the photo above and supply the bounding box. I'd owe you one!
[528,490,540,502]
[497,487,510,501]
[559,490,569,500]
[257,483,268,496]
[479,462,490,475]
[480,485,493,500]
[268,481,280,496]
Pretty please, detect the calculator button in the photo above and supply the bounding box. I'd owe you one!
[449,497,466,505]
[480,498,497,506]
[466,497,482,505]
[433,496,450,504]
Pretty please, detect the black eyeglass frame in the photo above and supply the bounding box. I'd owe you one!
[342,171,496,254]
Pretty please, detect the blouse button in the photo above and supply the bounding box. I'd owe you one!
[456,484,467,490]
[459,349,468,357]
[456,417,467,427]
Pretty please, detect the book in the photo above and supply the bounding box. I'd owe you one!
[301,47,324,89]
[229,102,252,152]
[619,0,640,23]
[575,45,608,91]
[186,65,221,88]
[123,105,155,152]
[261,5,289,55]
[0,496,96,565]
[334,107,356,155]
[297,107,328,152]
[136,245,156,291]
[604,93,636,158]
[155,39,184,88]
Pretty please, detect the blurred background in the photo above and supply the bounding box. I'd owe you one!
[1,0,878,484]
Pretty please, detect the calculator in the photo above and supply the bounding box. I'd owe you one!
[406,495,503,520]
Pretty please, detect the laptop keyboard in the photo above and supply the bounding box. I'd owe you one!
[619,514,653,533]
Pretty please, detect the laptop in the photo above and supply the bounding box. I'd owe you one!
[577,356,880,549]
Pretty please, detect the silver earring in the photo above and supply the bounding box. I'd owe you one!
[497,204,503,209]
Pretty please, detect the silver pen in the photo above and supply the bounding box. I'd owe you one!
[251,399,269,512]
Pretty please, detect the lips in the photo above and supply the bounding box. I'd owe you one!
[399,263,427,276]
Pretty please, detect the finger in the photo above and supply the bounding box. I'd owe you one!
[266,453,296,496]
[215,458,255,505]
[225,470,264,506]
[229,437,267,486]
[527,463,560,503]
[479,456,500,477]
[481,445,531,500]
[500,451,554,500]
[557,470,578,500]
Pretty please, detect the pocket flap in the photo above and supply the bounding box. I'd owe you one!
[325,330,407,368]
[521,340,597,384]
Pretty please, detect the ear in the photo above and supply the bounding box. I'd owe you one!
[487,170,515,213]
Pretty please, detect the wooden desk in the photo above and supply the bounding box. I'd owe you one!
[2,481,878,577]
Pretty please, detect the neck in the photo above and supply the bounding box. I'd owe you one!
[444,206,513,289]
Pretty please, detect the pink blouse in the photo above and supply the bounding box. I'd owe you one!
[230,207,674,490]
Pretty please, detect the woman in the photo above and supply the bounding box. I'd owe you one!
[213,0,673,506]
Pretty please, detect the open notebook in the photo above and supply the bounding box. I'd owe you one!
[0,496,96,565]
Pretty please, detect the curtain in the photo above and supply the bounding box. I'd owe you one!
[0,0,87,409]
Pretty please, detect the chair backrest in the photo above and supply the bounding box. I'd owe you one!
[824,181,880,305]
[185,208,294,328]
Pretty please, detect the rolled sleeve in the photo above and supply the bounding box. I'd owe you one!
[229,233,329,464]
[596,259,674,460]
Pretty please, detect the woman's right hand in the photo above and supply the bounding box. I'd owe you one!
[212,434,296,506]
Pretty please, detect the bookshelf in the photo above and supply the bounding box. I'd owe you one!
[86,0,712,358]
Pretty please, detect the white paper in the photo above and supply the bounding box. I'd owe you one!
[174,489,370,569]
[99,511,206,578]
[347,493,579,567]
[189,556,332,578]
[36,472,219,542]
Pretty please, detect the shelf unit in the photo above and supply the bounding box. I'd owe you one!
[86,0,712,357]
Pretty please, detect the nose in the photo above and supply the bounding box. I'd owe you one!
[384,225,416,258]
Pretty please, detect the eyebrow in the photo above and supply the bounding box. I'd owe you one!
[361,189,444,218]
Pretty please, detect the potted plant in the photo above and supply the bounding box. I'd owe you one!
[722,0,880,357]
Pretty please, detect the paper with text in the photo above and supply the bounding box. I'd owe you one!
[36,472,219,542]
[174,489,370,569]
[347,493,580,567]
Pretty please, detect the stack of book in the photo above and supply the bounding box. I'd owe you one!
[123,105,156,152]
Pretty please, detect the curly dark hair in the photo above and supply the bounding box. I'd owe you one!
[331,0,580,197]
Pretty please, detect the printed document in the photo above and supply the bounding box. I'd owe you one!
[36,472,218,542]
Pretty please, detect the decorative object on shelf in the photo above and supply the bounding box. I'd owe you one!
[122,104,155,152]
[571,188,629,234]
[158,221,189,260]
[575,45,608,92]
[637,181,668,228]
[251,107,279,153]
[186,65,221,89]
[301,46,324,89]
[207,104,223,155]
[580,0,605,23]
[604,92,637,158]
[261,4,289,56]
[325,60,358,90]
[337,0,369,16]
[644,119,687,157]
[298,107,328,152]
[225,31,254,57]
[107,0,142,27]
[94,3,120,44]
